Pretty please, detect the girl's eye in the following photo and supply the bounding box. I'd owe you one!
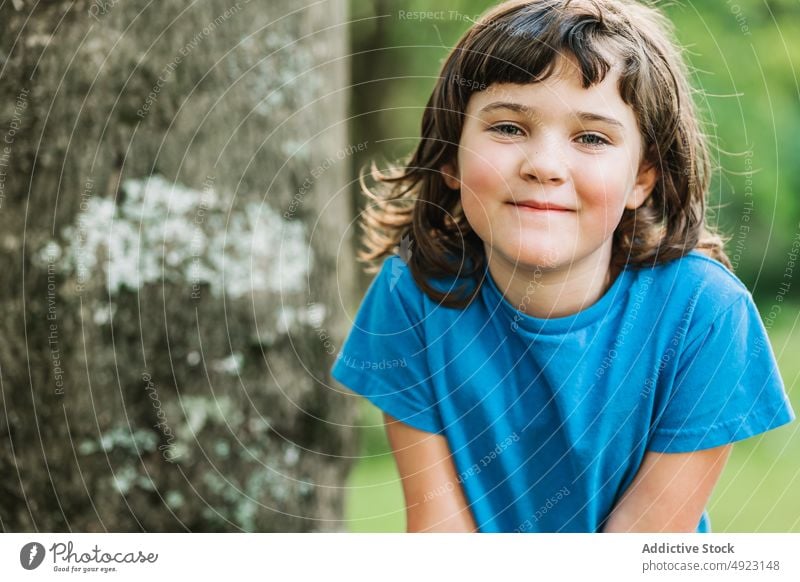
[577,133,610,147]
[489,123,525,137]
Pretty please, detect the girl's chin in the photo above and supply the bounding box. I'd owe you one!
[489,243,565,270]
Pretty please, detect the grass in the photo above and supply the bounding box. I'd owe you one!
[344,405,406,533]
[344,304,800,532]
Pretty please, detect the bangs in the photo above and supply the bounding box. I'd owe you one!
[451,1,628,95]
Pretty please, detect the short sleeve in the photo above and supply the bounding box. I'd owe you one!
[330,256,444,434]
[648,294,795,453]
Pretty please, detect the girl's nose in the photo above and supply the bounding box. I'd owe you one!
[519,134,568,185]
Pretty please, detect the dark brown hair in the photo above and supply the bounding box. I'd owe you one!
[357,0,730,308]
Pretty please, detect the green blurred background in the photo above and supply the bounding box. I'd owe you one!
[344,0,800,532]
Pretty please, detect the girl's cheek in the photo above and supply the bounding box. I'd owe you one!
[578,179,630,236]
[459,151,506,197]
[458,156,494,230]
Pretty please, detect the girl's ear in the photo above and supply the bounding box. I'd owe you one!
[440,162,461,190]
[625,158,659,210]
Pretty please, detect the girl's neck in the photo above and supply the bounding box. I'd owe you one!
[485,244,619,319]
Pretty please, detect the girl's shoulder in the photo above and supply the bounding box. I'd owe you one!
[371,254,420,304]
[657,249,748,294]
[634,250,755,328]
[376,252,480,300]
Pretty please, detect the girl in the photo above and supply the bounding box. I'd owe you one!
[331,0,795,532]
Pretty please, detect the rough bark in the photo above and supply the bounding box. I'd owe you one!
[0,0,357,532]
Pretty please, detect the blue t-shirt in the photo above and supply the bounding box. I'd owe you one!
[330,251,795,532]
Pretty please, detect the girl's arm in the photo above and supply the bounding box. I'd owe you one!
[602,444,732,532]
[383,413,478,532]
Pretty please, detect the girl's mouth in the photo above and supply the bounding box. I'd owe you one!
[507,202,573,213]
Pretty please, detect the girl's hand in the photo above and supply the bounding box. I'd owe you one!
[602,444,732,532]
[383,413,478,532]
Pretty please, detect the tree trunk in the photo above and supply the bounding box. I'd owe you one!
[0,0,357,532]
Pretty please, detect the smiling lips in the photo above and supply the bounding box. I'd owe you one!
[508,200,573,212]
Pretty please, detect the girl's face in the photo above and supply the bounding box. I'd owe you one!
[442,59,658,276]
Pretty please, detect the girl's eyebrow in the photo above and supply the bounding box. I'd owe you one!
[478,101,625,129]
